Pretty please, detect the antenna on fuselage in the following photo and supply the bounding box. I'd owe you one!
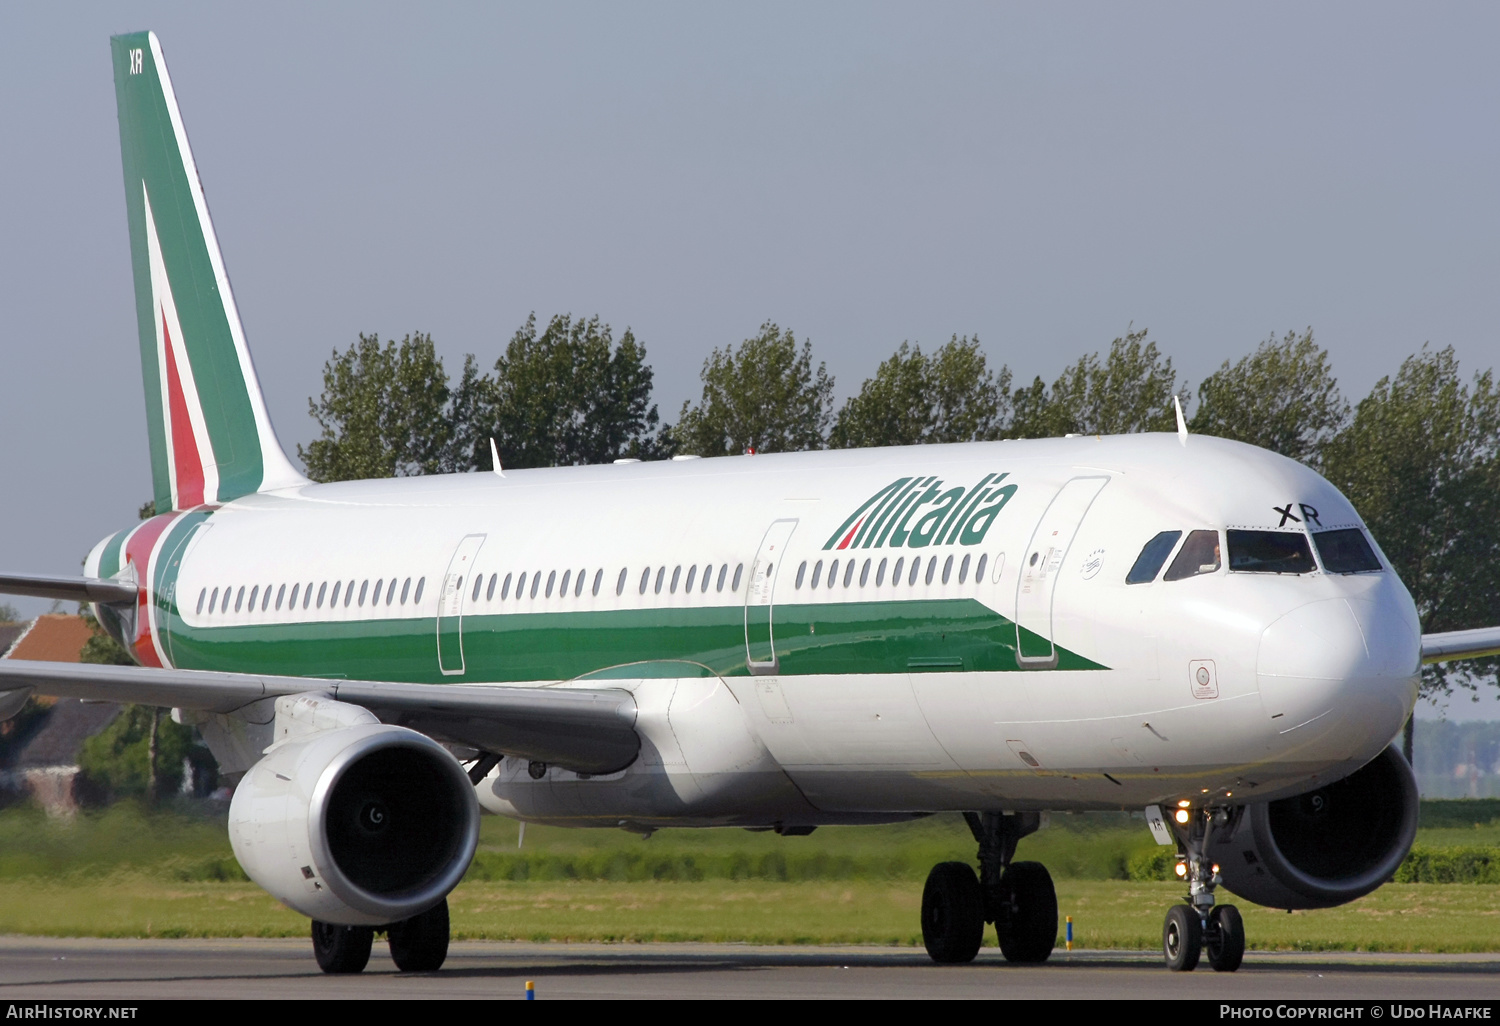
[490,438,506,478]
[1173,395,1188,446]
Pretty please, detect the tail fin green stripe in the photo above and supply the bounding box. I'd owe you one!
[112,32,305,511]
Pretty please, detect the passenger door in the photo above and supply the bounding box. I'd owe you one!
[1014,477,1108,668]
[437,534,486,676]
[744,519,798,674]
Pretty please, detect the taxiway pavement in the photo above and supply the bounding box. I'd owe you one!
[0,938,1495,1000]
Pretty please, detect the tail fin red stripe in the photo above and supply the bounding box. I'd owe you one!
[161,314,205,509]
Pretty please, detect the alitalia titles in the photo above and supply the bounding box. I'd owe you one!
[824,473,1018,551]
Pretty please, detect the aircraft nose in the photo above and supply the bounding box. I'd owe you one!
[1257,597,1418,752]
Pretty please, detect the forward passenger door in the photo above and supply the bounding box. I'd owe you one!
[1014,477,1108,668]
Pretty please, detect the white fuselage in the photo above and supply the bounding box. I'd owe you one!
[93,433,1421,827]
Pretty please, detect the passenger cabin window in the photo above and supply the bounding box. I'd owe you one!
[876,557,887,586]
[414,577,425,604]
[616,568,627,595]
[732,564,743,591]
[1313,529,1382,574]
[1227,530,1316,575]
[1127,531,1183,584]
[925,557,937,585]
[290,583,301,609]
[593,569,603,596]
[894,557,905,584]
[197,589,207,615]
[976,553,988,582]
[810,561,823,588]
[1164,530,1221,581]
[717,565,727,592]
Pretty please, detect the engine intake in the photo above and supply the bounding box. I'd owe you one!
[230,721,479,926]
[1213,744,1418,910]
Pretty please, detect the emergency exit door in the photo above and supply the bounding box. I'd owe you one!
[1014,477,1108,668]
[437,533,486,675]
[745,519,798,674]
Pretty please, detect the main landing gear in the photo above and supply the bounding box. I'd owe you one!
[311,897,451,974]
[1162,807,1244,973]
[921,811,1058,964]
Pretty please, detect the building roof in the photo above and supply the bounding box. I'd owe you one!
[6,699,121,770]
[0,615,121,771]
[4,615,94,663]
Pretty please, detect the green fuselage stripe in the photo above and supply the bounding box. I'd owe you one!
[160,596,1106,683]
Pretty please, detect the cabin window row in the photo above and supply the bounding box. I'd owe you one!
[455,562,748,603]
[793,552,989,590]
[196,577,427,616]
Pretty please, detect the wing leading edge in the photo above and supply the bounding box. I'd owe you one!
[1421,627,1500,665]
[0,660,639,775]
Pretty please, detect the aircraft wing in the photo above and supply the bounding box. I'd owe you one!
[0,573,136,605]
[1420,627,1500,665]
[0,659,640,775]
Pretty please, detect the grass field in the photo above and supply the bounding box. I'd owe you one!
[1,802,1498,950]
[3,876,1496,952]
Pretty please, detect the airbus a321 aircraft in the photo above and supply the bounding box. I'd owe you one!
[3,32,1498,976]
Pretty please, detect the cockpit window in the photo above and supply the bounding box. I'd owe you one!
[1227,529,1316,574]
[1163,530,1222,581]
[1313,528,1382,574]
[1127,531,1182,584]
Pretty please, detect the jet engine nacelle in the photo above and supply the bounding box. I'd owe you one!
[229,720,480,926]
[1213,744,1418,910]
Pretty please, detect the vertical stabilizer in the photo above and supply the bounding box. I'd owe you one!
[112,32,306,511]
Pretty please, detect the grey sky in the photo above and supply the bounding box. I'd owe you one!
[2,2,1498,658]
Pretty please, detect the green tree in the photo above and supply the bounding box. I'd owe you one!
[1010,328,1186,438]
[0,603,18,624]
[300,332,468,482]
[474,314,662,469]
[1322,346,1500,755]
[671,322,834,456]
[830,336,1012,448]
[1190,329,1348,466]
[78,704,196,802]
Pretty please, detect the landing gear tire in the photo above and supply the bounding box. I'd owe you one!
[312,921,374,974]
[1205,904,1245,973]
[388,897,451,972]
[1163,905,1202,972]
[996,861,1057,964]
[922,862,985,964]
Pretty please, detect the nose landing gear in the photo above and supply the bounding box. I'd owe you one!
[920,811,1057,965]
[1161,806,1245,972]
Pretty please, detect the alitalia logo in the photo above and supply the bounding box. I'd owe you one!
[823,473,1018,551]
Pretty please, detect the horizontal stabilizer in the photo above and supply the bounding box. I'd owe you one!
[0,659,640,775]
[1421,627,1500,665]
[0,573,136,606]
